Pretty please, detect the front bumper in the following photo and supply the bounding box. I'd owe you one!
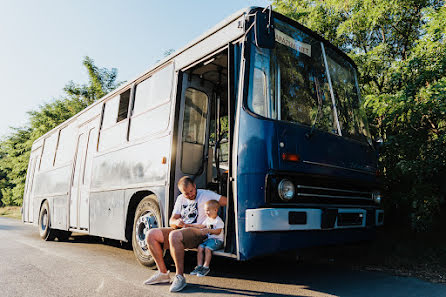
[246,208,384,232]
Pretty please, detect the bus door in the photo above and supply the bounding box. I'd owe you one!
[69,118,99,230]
[23,148,41,223]
[174,48,237,254]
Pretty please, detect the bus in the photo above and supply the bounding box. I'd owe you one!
[22,6,384,266]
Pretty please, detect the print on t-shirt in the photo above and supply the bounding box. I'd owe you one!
[181,201,198,224]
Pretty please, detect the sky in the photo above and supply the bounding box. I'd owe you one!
[0,0,270,139]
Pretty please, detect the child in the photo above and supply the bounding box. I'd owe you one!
[189,199,224,277]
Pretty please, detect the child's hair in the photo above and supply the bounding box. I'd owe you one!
[205,199,220,210]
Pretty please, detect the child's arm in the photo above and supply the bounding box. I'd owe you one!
[184,223,206,228]
[207,228,222,235]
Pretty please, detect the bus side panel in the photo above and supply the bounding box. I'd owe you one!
[90,136,170,191]
[90,190,125,239]
[88,136,170,240]
[32,164,71,228]
[52,195,68,230]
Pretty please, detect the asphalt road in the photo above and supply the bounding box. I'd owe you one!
[1,217,445,297]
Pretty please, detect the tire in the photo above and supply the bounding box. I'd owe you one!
[38,200,56,241]
[132,195,162,267]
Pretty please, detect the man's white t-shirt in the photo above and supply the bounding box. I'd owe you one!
[203,216,224,241]
[172,189,221,225]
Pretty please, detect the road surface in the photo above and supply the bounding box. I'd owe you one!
[1,217,445,297]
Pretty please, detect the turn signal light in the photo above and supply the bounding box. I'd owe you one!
[282,153,300,162]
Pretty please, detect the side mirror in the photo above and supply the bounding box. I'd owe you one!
[254,8,275,49]
[374,137,384,150]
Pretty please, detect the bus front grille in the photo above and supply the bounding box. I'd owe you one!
[296,185,373,201]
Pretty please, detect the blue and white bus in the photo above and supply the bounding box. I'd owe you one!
[22,7,383,266]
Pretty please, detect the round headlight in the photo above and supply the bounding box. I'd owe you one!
[278,179,295,201]
[372,191,382,204]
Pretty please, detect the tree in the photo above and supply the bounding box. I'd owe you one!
[0,57,123,206]
[273,0,446,230]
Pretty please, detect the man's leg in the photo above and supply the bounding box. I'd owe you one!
[147,228,170,273]
[169,228,204,276]
[169,229,185,276]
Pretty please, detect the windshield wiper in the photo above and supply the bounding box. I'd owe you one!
[306,77,323,139]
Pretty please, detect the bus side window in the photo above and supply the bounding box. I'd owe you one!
[54,125,76,166]
[40,133,58,171]
[129,63,173,140]
[98,89,131,151]
[117,90,130,122]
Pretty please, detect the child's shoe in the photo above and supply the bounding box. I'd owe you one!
[190,265,203,275]
[197,266,210,277]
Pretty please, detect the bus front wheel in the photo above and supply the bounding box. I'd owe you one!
[132,195,162,267]
[38,200,56,241]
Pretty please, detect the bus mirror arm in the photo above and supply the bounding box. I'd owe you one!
[254,6,275,49]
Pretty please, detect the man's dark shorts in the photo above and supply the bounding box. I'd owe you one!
[159,227,207,249]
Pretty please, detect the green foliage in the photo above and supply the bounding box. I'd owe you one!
[273,0,446,231]
[0,57,122,206]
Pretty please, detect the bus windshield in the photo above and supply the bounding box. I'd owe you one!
[248,18,371,143]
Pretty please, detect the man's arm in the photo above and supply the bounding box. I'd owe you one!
[169,214,185,229]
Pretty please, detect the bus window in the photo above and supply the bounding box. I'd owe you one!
[99,89,131,151]
[117,89,130,122]
[54,125,76,166]
[40,133,58,170]
[102,95,119,129]
[133,64,173,116]
[181,88,208,174]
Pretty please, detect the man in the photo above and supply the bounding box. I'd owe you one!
[143,176,227,292]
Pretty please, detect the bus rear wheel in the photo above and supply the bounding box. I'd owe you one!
[132,195,162,267]
[38,200,56,241]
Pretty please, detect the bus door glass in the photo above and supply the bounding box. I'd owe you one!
[177,74,211,189]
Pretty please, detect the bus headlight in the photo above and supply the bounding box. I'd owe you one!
[278,179,295,201]
[372,191,382,204]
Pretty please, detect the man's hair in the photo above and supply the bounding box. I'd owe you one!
[177,176,195,189]
[205,199,220,209]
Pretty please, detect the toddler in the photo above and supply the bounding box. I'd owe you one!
[190,199,224,277]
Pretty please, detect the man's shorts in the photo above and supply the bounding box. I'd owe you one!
[159,227,207,249]
[199,238,224,251]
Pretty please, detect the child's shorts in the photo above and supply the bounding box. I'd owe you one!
[198,238,223,251]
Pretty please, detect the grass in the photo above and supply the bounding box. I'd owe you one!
[0,206,22,220]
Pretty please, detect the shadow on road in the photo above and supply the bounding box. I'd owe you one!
[56,234,446,297]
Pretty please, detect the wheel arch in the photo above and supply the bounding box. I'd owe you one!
[124,190,162,242]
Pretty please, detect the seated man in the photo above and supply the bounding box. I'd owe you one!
[143,176,227,292]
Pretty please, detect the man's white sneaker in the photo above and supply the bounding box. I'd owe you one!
[169,274,187,292]
[143,270,170,285]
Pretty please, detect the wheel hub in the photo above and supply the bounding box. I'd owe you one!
[40,210,48,232]
[135,211,158,255]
